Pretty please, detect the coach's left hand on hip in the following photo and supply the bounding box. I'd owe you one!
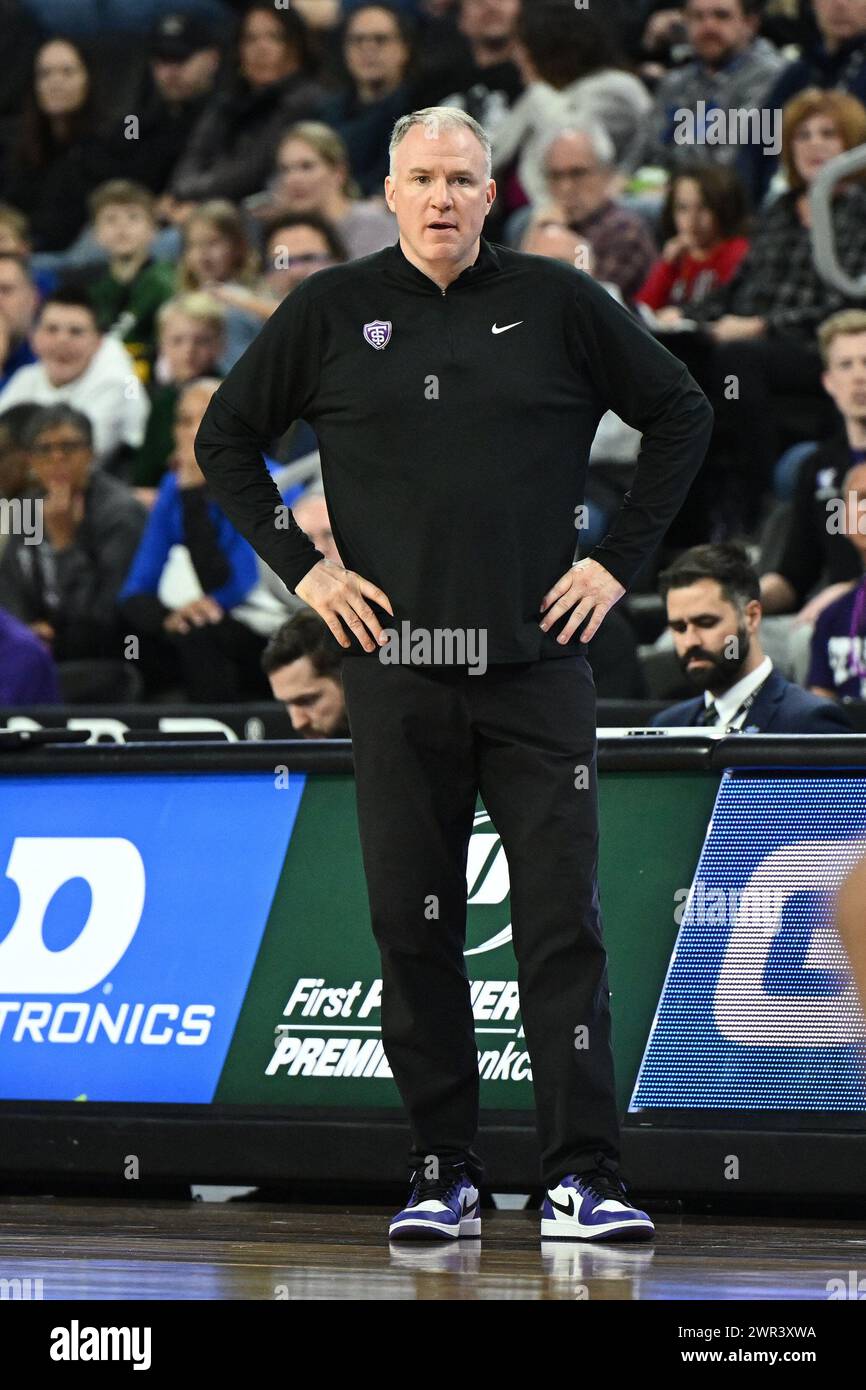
[539,558,625,644]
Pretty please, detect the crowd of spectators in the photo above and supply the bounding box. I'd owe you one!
[2,0,866,732]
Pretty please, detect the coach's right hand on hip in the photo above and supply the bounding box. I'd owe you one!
[296,559,394,652]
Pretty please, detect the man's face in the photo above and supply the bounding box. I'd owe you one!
[814,0,866,47]
[292,494,340,563]
[0,261,38,337]
[823,331,866,425]
[269,655,348,737]
[266,225,336,296]
[384,121,495,268]
[94,203,155,260]
[33,306,100,386]
[151,49,219,103]
[29,424,93,494]
[459,0,520,44]
[684,0,757,67]
[344,6,410,90]
[544,132,609,223]
[666,578,757,693]
[160,313,223,382]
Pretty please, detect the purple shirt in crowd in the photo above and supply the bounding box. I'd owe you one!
[807,576,866,701]
[0,605,61,704]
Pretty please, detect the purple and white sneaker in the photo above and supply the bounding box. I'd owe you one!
[388,1165,481,1242]
[541,1168,654,1242]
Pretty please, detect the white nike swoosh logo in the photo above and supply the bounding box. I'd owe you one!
[491,321,523,334]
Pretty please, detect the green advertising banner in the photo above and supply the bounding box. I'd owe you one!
[215,771,719,1113]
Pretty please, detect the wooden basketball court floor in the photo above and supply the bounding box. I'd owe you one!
[1,1195,864,1300]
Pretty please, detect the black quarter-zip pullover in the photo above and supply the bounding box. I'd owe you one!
[194,236,713,662]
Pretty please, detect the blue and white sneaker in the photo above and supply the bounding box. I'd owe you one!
[541,1167,654,1242]
[388,1164,481,1242]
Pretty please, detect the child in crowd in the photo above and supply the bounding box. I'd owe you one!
[635,165,749,321]
[133,292,226,492]
[86,180,176,381]
[177,200,261,366]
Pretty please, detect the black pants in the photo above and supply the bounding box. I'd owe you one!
[130,614,269,701]
[341,654,621,1189]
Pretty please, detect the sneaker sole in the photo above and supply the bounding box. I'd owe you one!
[388,1216,481,1241]
[540,1217,655,1242]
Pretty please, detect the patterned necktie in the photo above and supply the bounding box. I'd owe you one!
[696,701,720,727]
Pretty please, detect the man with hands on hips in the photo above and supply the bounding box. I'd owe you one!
[195,106,713,1244]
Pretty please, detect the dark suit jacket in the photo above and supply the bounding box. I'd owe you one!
[653,667,853,733]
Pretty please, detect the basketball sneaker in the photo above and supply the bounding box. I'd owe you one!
[541,1164,654,1242]
[388,1163,481,1241]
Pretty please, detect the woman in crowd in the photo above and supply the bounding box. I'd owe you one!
[248,121,396,260]
[162,3,328,217]
[2,37,108,253]
[176,200,262,367]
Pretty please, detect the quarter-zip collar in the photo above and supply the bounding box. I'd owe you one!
[382,234,502,294]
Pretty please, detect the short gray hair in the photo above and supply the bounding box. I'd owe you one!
[542,121,616,173]
[389,106,492,181]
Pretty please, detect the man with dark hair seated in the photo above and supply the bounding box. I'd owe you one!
[653,542,853,731]
[262,608,350,738]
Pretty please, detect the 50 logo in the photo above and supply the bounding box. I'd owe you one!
[0,838,144,993]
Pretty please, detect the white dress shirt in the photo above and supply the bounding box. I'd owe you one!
[703,655,773,731]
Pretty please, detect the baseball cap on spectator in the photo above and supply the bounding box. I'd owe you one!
[150,13,216,61]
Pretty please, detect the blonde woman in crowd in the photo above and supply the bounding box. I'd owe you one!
[247,121,396,259]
